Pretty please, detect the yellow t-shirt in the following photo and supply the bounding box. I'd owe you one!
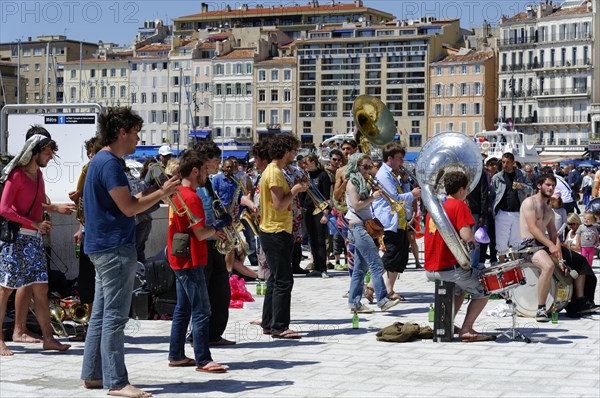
[259,162,292,234]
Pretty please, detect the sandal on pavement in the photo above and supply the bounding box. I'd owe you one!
[168,357,196,367]
[460,333,496,342]
[196,362,229,373]
[271,329,302,339]
[388,292,406,301]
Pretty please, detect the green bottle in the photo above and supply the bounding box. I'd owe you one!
[261,281,266,295]
[428,304,435,323]
[75,243,81,259]
[551,306,558,324]
[364,271,371,284]
[256,280,262,296]
[352,311,359,329]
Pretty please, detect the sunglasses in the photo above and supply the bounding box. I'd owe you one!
[330,157,341,162]
[567,222,578,226]
[360,164,373,170]
[343,139,357,146]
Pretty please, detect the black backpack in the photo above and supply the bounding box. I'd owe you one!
[144,259,175,296]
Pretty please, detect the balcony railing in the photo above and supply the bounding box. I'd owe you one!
[534,87,590,97]
[500,58,591,73]
[535,115,588,124]
[497,37,538,47]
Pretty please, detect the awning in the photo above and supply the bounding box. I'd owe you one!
[301,134,313,139]
[404,152,419,162]
[189,130,211,138]
[129,146,183,159]
[222,150,249,159]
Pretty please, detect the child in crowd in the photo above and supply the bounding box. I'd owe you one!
[576,211,599,268]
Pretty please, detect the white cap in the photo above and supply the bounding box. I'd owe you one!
[158,145,173,156]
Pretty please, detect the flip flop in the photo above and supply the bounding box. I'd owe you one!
[168,357,196,367]
[388,292,406,301]
[460,334,496,342]
[196,364,228,373]
[271,329,302,339]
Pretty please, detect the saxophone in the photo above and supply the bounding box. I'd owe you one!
[74,163,89,225]
[229,174,260,236]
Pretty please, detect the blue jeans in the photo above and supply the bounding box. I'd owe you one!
[348,223,390,308]
[169,267,212,367]
[81,244,137,389]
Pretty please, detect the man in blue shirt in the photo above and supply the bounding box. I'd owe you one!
[373,142,421,301]
[80,107,179,397]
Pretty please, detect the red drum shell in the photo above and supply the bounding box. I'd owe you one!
[479,260,526,295]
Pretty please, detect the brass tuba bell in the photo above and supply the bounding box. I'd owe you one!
[49,304,69,337]
[352,95,397,154]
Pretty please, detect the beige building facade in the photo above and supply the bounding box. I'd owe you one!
[428,49,497,139]
[0,35,97,104]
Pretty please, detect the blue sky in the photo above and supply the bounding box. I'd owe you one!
[1,0,534,46]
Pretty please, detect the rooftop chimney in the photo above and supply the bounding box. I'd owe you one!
[201,2,208,13]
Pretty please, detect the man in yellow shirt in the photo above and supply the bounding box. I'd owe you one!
[259,134,308,339]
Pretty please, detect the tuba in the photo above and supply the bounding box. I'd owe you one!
[415,132,482,270]
[352,95,397,156]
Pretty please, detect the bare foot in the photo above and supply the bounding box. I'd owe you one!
[249,319,262,326]
[1,341,14,356]
[42,339,71,352]
[12,331,42,343]
[108,384,152,397]
[83,380,103,389]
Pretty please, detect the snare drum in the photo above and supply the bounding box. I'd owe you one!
[479,260,526,295]
[512,262,573,317]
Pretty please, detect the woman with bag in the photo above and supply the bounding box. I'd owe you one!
[344,153,400,313]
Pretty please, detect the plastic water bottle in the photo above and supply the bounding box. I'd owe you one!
[551,306,558,324]
[261,281,266,295]
[428,304,435,323]
[256,280,262,296]
[364,271,371,284]
[352,311,359,329]
[75,244,81,259]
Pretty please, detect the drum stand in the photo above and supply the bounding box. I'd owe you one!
[496,288,532,343]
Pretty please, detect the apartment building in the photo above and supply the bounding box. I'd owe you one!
[212,47,256,158]
[254,57,297,142]
[0,35,97,105]
[173,0,394,40]
[189,41,217,142]
[0,61,25,107]
[428,49,497,139]
[295,18,460,150]
[498,0,594,159]
[62,57,130,108]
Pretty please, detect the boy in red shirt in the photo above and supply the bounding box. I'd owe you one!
[167,150,230,372]
[424,171,491,342]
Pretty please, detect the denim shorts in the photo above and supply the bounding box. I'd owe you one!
[426,266,486,299]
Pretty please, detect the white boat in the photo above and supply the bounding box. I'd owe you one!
[475,122,541,164]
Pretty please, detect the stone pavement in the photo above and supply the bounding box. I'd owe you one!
[1,256,599,398]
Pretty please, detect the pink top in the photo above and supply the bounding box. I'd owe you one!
[0,168,44,230]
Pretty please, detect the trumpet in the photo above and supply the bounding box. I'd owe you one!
[287,166,329,215]
[148,163,202,228]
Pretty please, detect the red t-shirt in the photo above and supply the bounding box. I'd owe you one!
[424,197,474,271]
[167,186,208,270]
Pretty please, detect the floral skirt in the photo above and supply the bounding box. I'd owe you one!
[0,233,48,288]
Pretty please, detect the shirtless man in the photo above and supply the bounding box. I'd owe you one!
[333,139,358,203]
[520,173,567,322]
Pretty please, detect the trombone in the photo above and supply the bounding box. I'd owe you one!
[148,163,202,228]
[364,175,405,215]
[287,166,329,215]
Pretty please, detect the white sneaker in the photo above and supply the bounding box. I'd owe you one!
[380,299,401,312]
[351,304,374,314]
